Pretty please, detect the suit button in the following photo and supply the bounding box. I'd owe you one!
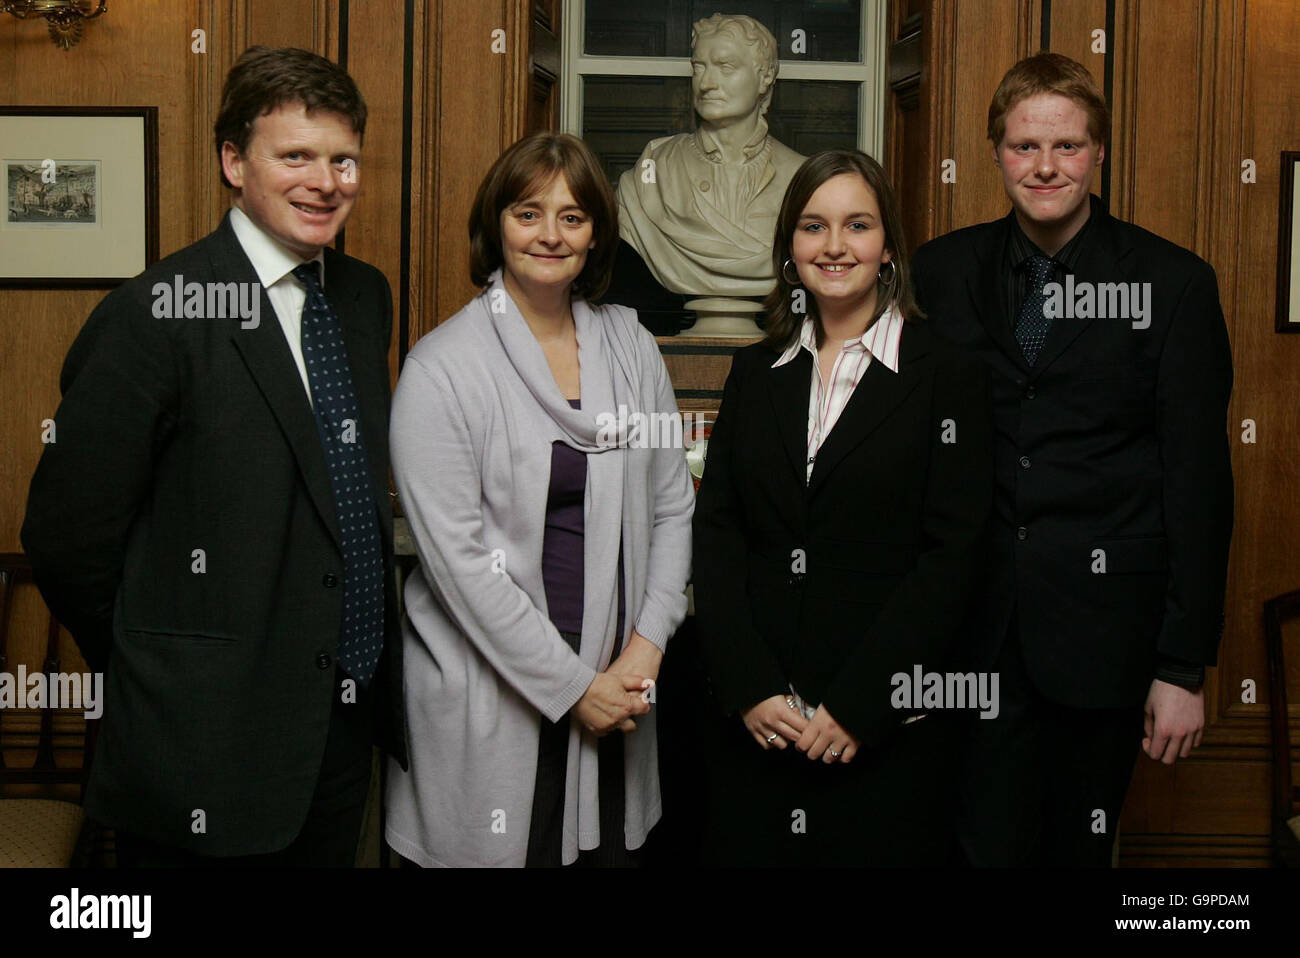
[323,573,339,588]
[1017,526,1028,540]
[316,652,332,670]
[1025,386,1036,399]
[1019,456,1031,469]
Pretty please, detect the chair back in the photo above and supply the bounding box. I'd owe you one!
[1264,587,1300,866]
[0,553,96,801]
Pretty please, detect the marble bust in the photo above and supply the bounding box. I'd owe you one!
[617,13,804,302]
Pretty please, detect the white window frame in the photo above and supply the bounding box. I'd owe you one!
[560,0,888,157]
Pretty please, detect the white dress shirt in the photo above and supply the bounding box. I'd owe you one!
[771,305,906,482]
[228,205,325,403]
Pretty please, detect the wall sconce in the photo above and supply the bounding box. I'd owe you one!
[3,0,107,51]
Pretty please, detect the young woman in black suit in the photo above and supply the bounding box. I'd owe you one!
[692,150,995,866]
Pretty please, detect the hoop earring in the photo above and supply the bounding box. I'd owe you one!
[877,259,897,287]
[781,257,801,286]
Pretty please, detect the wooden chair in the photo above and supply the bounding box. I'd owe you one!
[0,553,96,867]
[1264,587,1300,868]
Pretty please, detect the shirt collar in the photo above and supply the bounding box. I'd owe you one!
[229,205,325,289]
[694,117,770,162]
[1007,195,1098,274]
[771,305,906,373]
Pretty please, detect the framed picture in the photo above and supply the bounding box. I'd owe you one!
[0,106,159,287]
[1277,151,1300,332]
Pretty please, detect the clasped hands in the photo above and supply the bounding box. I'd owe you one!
[571,630,661,736]
[742,695,861,764]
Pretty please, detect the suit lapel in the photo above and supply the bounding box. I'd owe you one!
[806,323,925,499]
[209,216,343,551]
[766,348,814,488]
[1031,204,1132,375]
[969,214,1028,375]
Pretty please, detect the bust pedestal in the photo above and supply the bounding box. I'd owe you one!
[682,297,765,338]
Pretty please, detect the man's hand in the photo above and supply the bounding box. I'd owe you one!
[1143,679,1205,764]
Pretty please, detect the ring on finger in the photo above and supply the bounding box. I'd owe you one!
[765,732,778,744]
[828,747,841,759]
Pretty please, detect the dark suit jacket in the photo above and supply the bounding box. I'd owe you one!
[692,321,994,748]
[21,213,408,856]
[912,198,1234,709]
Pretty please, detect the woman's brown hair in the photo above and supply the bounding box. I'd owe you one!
[762,150,922,352]
[468,132,618,302]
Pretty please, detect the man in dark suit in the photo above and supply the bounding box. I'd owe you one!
[912,52,1233,866]
[21,46,407,866]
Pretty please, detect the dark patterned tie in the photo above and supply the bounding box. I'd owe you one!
[1015,253,1055,366]
[293,262,385,685]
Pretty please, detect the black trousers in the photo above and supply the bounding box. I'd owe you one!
[115,668,375,868]
[525,630,640,868]
[956,629,1144,867]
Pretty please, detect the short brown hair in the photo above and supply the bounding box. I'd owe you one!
[468,133,618,302]
[762,150,922,353]
[987,52,1110,147]
[214,46,367,189]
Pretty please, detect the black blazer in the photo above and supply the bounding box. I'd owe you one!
[912,197,1234,709]
[692,321,994,748]
[21,214,408,856]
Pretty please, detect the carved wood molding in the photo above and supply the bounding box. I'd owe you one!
[888,12,922,112]
[1120,832,1270,865]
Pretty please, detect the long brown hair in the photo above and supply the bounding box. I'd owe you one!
[762,150,922,352]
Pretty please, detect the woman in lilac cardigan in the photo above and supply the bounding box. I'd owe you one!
[385,133,694,867]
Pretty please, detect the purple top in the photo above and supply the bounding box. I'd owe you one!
[543,399,624,643]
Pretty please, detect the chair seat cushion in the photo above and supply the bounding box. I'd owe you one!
[0,799,85,867]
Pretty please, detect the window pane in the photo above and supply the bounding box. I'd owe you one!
[582,75,859,185]
[583,0,862,62]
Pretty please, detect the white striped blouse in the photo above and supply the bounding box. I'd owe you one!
[771,305,906,483]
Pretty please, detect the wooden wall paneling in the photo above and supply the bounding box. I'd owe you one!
[1127,1,1203,250]
[341,0,408,388]
[1225,0,1300,740]
[421,0,520,338]
[886,5,927,250]
[916,0,955,244]
[1108,0,1136,220]
[1119,0,1300,867]
[1046,0,1107,199]
[193,1,234,243]
[1196,0,1246,742]
[237,0,333,55]
[942,1,1032,233]
[525,0,562,134]
[409,0,436,354]
[1046,0,1108,69]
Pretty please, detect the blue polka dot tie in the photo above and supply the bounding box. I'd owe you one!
[1015,253,1055,366]
[293,262,385,686]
